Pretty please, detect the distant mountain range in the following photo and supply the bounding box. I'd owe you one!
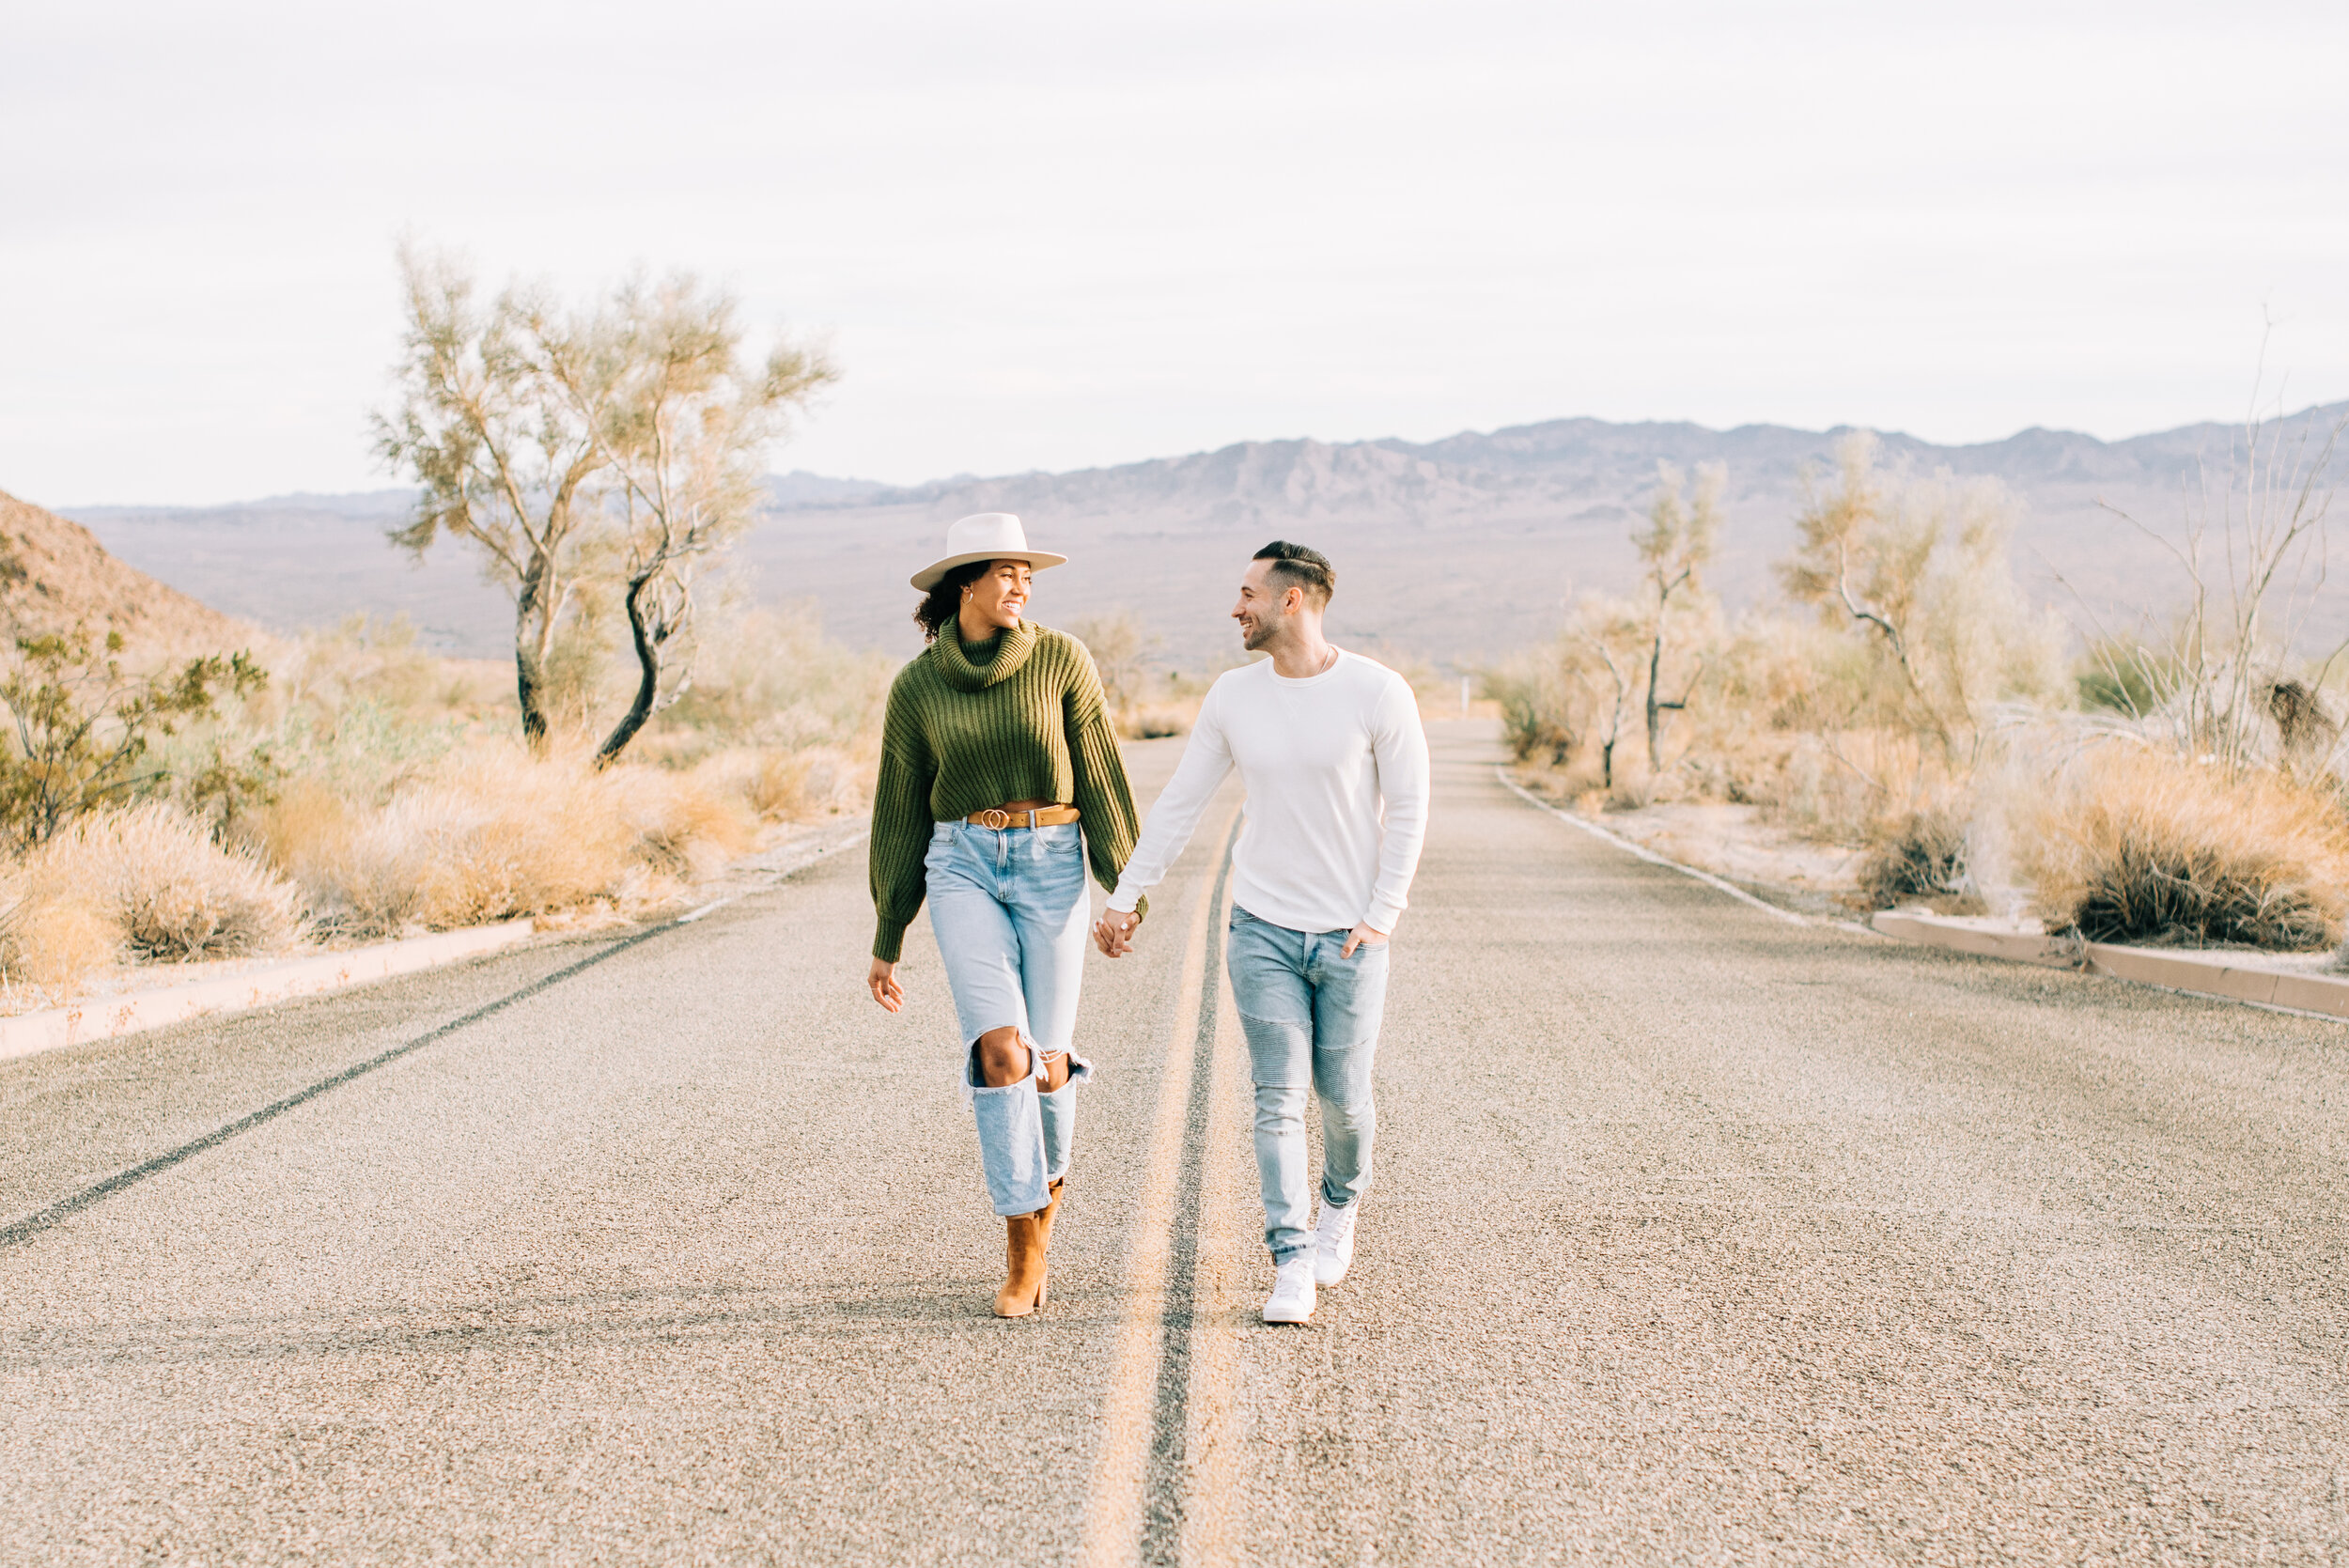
[59,404,2349,670]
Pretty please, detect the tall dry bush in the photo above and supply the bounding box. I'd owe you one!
[2022,744,2349,949]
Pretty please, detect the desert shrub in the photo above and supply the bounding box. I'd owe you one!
[275,614,471,719]
[2021,746,2349,949]
[2076,636,2183,719]
[0,629,267,847]
[23,801,303,962]
[1486,660,1575,765]
[1857,808,1977,910]
[175,618,505,823]
[1121,703,1194,740]
[614,766,754,877]
[658,605,889,756]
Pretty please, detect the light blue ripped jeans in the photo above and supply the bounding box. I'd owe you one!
[925,820,1095,1217]
[1225,905,1390,1265]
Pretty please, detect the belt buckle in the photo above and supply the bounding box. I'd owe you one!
[978,808,1011,831]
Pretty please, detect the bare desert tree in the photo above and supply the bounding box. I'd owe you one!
[545,274,837,765]
[1563,592,1648,791]
[376,247,613,746]
[2088,390,2349,772]
[376,249,834,760]
[1634,461,1722,771]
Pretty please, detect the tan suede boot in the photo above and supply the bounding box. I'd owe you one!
[1034,1177,1066,1265]
[994,1211,1049,1318]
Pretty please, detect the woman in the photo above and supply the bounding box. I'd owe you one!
[865,512,1145,1318]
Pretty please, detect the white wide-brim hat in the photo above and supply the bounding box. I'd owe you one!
[910,513,1069,591]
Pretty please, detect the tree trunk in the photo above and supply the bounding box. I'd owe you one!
[1599,734,1616,789]
[1644,629,1665,772]
[594,569,662,768]
[513,550,555,748]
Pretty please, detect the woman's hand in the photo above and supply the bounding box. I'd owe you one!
[868,957,905,1012]
[1094,908,1141,958]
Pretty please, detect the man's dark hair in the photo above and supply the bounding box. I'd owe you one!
[1253,540,1335,609]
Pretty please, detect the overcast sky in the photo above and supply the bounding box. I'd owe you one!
[5,0,2347,505]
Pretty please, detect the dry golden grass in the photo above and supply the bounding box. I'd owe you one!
[0,882,117,993]
[2022,745,2349,949]
[617,765,754,877]
[0,802,303,992]
[262,739,757,937]
[697,744,871,823]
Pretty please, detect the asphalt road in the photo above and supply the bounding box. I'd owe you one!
[3,721,2346,1565]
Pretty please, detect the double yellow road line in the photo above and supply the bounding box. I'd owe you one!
[1079,800,1252,1568]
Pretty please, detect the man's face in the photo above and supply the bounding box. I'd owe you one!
[1232,558,1295,651]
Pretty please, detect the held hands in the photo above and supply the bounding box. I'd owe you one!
[1093,908,1383,958]
[867,956,904,1012]
[1093,908,1142,958]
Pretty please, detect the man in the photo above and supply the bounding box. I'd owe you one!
[1095,541,1429,1324]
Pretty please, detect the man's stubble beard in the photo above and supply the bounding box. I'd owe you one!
[1240,617,1276,653]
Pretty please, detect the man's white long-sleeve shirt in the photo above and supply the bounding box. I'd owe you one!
[1107,649,1430,935]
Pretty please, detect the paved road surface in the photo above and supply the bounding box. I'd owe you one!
[4,722,2346,1564]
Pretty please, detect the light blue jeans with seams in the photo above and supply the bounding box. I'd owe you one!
[925,820,1094,1218]
[1224,905,1390,1265]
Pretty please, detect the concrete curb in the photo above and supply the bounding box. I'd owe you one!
[0,824,876,1069]
[1870,910,2349,1020]
[0,919,538,1063]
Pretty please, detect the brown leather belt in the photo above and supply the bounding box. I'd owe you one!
[966,805,1081,831]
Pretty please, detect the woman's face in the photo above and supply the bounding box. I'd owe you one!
[964,560,1033,631]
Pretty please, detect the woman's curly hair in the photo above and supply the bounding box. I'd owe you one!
[913,560,992,643]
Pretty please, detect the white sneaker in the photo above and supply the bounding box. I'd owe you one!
[1311,1200,1359,1286]
[1262,1256,1317,1324]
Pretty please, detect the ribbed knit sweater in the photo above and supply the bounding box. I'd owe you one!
[868,619,1143,962]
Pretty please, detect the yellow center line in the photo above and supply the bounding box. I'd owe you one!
[1077,797,1243,1568]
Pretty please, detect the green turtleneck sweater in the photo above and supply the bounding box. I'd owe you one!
[868,619,1144,962]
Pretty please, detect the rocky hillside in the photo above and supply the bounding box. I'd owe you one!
[0,489,254,657]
